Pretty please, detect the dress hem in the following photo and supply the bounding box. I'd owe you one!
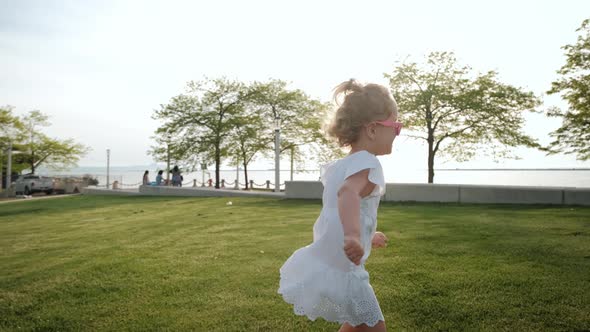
[277,290,385,328]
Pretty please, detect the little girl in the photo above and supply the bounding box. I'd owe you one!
[278,79,401,332]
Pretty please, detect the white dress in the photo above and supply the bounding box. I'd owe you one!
[278,150,386,327]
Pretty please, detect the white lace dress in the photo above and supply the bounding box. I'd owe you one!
[278,150,386,327]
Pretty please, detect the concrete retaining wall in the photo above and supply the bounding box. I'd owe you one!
[385,183,460,203]
[459,184,564,205]
[139,185,283,198]
[82,187,142,196]
[82,182,590,206]
[284,181,324,199]
[564,188,590,206]
[284,181,590,206]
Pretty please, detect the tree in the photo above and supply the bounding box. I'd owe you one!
[250,79,341,182]
[546,18,590,160]
[152,78,251,188]
[225,108,269,189]
[385,52,541,183]
[0,106,24,137]
[0,106,26,181]
[153,78,342,189]
[0,106,25,151]
[19,110,89,174]
[299,99,346,166]
[148,124,200,181]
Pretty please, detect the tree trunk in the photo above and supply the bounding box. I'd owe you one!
[427,146,435,183]
[427,130,435,183]
[215,143,221,189]
[31,150,36,174]
[290,147,294,181]
[243,161,249,190]
[426,106,435,183]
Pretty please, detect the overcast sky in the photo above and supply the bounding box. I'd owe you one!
[1,0,589,170]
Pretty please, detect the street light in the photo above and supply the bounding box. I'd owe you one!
[201,162,207,187]
[106,149,110,189]
[166,133,171,186]
[2,126,17,191]
[1,142,23,191]
[274,115,281,193]
[4,142,12,190]
[235,157,240,190]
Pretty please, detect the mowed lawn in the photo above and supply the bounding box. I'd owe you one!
[0,195,589,331]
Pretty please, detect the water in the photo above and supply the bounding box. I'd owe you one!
[37,167,590,189]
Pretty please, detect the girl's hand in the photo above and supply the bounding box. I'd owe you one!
[343,236,364,265]
[372,231,388,248]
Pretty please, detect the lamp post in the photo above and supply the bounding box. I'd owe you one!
[274,115,281,192]
[201,162,207,187]
[235,157,240,190]
[166,134,171,186]
[0,147,3,190]
[5,142,12,190]
[290,146,294,182]
[106,149,110,189]
[2,126,17,191]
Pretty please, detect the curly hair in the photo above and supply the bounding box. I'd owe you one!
[327,79,398,147]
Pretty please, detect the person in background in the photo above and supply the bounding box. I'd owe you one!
[156,170,164,186]
[171,166,181,187]
[142,170,149,185]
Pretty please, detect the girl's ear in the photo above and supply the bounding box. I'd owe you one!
[366,123,377,140]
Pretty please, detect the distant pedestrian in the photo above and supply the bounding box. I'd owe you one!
[142,170,149,185]
[171,166,182,187]
[155,170,164,186]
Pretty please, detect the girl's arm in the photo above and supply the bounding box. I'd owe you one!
[337,169,376,265]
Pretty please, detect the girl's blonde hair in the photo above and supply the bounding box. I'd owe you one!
[327,79,398,147]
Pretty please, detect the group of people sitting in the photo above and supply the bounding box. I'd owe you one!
[142,166,183,187]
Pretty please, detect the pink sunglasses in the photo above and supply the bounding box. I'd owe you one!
[374,120,403,136]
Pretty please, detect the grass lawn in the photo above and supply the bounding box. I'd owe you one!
[0,195,589,331]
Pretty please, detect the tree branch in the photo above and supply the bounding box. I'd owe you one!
[432,108,465,131]
[404,134,428,141]
[33,153,51,169]
[399,71,425,93]
[433,124,476,154]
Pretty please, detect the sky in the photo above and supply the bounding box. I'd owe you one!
[1,0,589,171]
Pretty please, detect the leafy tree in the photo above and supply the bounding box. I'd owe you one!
[0,106,26,180]
[0,105,25,151]
[385,52,541,183]
[148,125,200,182]
[250,79,342,183]
[0,105,24,137]
[153,78,342,189]
[546,18,590,160]
[225,107,269,189]
[20,110,89,173]
[1,108,88,175]
[152,78,251,188]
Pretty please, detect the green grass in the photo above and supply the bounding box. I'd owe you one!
[0,196,589,331]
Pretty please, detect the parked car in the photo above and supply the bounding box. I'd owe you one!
[14,174,54,195]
